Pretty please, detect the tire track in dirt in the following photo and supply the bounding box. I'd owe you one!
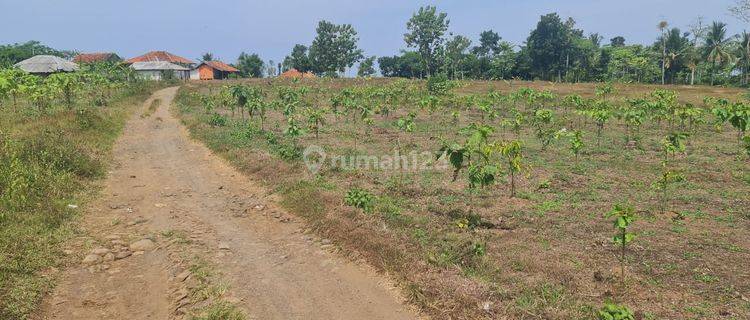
[37,87,420,320]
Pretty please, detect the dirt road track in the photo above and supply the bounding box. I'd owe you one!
[37,87,420,320]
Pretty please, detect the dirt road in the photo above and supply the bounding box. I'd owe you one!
[38,87,420,320]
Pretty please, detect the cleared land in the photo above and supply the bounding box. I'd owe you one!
[176,79,749,319]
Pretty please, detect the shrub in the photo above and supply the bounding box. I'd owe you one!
[208,113,227,127]
[344,188,375,213]
[597,303,635,320]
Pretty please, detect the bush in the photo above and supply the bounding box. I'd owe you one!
[208,113,227,127]
[427,73,454,95]
[597,303,635,320]
[344,188,375,213]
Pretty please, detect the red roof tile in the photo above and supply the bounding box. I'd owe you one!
[73,53,120,63]
[202,61,239,72]
[126,51,194,64]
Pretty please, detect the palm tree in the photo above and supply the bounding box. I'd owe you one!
[201,52,214,62]
[736,31,750,85]
[704,22,733,86]
[658,21,669,85]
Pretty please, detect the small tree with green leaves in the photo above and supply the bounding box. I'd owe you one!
[532,108,556,150]
[305,107,326,138]
[556,128,585,164]
[655,132,688,213]
[497,140,525,197]
[605,204,636,284]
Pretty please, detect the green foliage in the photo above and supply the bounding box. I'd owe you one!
[309,20,364,76]
[404,6,450,76]
[597,303,635,320]
[426,73,454,95]
[344,188,375,213]
[605,204,637,283]
[532,108,556,150]
[208,113,227,126]
[236,52,264,78]
[357,56,377,77]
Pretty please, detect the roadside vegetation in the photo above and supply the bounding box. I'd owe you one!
[0,64,160,319]
[176,77,749,319]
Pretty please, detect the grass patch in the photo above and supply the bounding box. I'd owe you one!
[0,81,158,319]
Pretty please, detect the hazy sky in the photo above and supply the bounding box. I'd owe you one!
[1,0,746,66]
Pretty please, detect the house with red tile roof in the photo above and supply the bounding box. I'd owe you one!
[190,61,240,80]
[125,51,195,67]
[73,52,121,64]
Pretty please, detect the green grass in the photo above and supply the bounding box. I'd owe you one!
[0,82,158,319]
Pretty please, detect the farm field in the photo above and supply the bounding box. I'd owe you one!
[0,74,160,319]
[176,78,750,319]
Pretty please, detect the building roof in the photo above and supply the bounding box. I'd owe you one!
[200,61,239,72]
[73,52,120,63]
[130,61,189,71]
[14,55,79,73]
[279,68,316,79]
[126,51,194,65]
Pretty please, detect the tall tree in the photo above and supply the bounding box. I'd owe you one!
[610,36,626,47]
[404,6,449,77]
[526,13,572,81]
[357,56,377,77]
[704,21,733,85]
[284,44,313,73]
[730,0,750,22]
[471,30,501,57]
[444,34,472,78]
[658,21,669,85]
[236,52,264,78]
[201,52,214,61]
[309,20,364,76]
[658,28,691,84]
[737,32,750,85]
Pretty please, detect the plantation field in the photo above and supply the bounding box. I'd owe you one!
[176,78,750,319]
[0,78,159,319]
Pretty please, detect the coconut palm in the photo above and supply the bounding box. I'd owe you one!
[704,22,733,85]
[658,21,669,85]
[735,31,750,85]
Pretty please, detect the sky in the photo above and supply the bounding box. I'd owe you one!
[1,0,746,69]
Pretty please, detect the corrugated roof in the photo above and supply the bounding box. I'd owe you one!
[130,61,189,71]
[73,53,120,63]
[202,61,239,72]
[126,51,194,64]
[14,55,79,73]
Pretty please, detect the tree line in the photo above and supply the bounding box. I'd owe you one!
[278,4,750,86]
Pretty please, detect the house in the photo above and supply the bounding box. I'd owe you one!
[279,68,316,79]
[73,52,121,64]
[126,51,195,68]
[130,61,190,80]
[190,61,240,80]
[14,55,79,75]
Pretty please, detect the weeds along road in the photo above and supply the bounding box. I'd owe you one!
[38,87,420,320]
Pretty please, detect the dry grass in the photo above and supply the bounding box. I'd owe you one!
[175,78,750,319]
